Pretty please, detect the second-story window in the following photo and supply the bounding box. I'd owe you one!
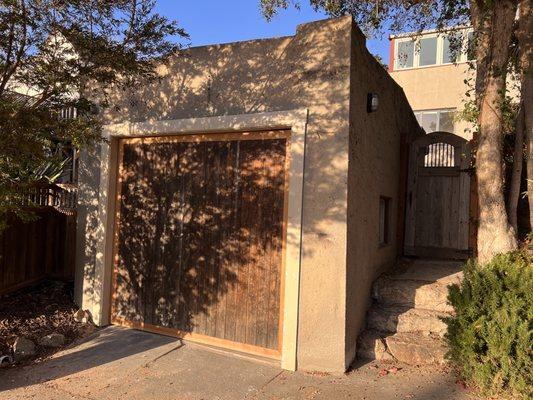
[420,37,437,66]
[442,36,457,64]
[394,29,473,70]
[467,31,475,61]
[397,40,414,68]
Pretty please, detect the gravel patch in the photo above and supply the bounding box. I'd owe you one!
[0,280,94,366]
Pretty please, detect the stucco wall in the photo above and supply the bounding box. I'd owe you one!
[390,64,474,140]
[76,16,354,372]
[345,26,422,364]
[74,146,101,307]
[390,49,519,143]
[75,15,420,373]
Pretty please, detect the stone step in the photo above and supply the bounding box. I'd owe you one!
[372,276,454,313]
[392,259,464,285]
[366,306,450,337]
[357,330,447,365]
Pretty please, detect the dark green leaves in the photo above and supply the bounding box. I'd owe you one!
[445,252,533,399]
[0,0,187,227]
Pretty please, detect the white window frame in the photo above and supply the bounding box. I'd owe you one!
[414,108,456,133]
[396,39,416,69]
[418,34,439,67]
[394,28,473,70]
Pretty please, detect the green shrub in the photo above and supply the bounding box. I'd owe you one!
[445,251,533,399]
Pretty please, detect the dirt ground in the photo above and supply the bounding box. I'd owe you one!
[0,326,482,400]
[0,281,92,365]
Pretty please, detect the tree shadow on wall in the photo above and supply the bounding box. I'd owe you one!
[94,23,359,352]
[101,19,359,260]
[81,17,420,368]
[113,137,287,351]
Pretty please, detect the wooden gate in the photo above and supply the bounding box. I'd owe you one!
[111,131,289,359]
[404,132,472,259]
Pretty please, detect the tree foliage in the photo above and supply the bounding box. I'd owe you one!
[261,0,532,262]
[261,0,470,35]
[0,0,187,227]
[445,251,533,398]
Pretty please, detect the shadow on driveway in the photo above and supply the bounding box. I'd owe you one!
[0,326,181,392]
[0,326,478,400]
[0,325,282,399]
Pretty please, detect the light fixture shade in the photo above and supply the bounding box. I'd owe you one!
[367,93,379,113]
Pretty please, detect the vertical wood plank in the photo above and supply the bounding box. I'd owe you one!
[458,142,471,250]
[221,141,238,342]
[112,133,287,352]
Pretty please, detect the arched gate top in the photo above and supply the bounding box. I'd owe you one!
[412,131,469,148]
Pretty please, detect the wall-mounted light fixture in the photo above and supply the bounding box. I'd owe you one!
[367,93,379,113]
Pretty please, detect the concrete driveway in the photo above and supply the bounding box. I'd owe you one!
[0,326,478,400]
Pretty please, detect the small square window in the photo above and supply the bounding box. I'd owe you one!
[439,110,455,133]
[397,40,414,69]
[379,197,391,246]
[420,112,438,132]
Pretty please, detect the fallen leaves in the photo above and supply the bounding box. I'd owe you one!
[378,368,389,377]
[369,363,403,377]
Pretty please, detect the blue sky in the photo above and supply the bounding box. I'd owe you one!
[154,1,390,64]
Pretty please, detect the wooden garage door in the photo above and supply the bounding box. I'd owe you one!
[111,131,290,358]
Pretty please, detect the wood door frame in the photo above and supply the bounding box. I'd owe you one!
[89,109,308,371]
[110,131,290,360]
[404,131,472,258]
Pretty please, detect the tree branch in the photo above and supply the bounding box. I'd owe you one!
[0,0,28,96]
[0,19,16,97]
[123,0,139,46]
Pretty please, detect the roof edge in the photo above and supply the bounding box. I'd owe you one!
[389,25,472,40]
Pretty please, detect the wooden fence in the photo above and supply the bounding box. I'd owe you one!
[0,184,77,295]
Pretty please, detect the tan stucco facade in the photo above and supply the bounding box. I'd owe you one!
[345,25,421,365]
[75,16,421,373]
[390,63,475,140]
[388,31,520,141]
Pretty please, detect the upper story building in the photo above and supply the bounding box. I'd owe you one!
[388,27,475,140]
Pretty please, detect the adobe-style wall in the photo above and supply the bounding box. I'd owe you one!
[75,15,420,373]
[345,25,422,365]
[390,64,474,139]
[76,16,354,372]
[389,52,519,142]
